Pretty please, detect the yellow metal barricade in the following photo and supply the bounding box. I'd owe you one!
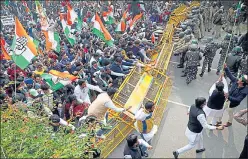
[98,2,200,158]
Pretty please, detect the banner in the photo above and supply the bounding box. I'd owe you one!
[1,16,14,26]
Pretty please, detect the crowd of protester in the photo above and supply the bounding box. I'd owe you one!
[1,0,248,158]
[0,0,178,139]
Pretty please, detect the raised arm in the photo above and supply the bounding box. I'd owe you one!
[224,64,237,82]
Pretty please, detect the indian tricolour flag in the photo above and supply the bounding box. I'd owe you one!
[102,5,114,24]
[35,0,49,31]
[41,70,78,91]
[92,13,114,46]
[43,31,60,53]
[11,17,38,69]
[115,10,128,33]
[61,15,76,46]
[67,3,78,26]
[129,13,143,31]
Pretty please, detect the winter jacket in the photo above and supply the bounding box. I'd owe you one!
[225,67,248,108]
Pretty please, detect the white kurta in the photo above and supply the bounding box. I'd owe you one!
[204,77,228,117]
[74,83,103,104]
[134,108,158,142]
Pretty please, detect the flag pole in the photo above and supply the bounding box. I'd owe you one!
[221,1,240,73]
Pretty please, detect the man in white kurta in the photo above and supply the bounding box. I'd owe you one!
[204,76,228,125]
[134,101,158,156]
[74,79,103,105]
[173,97,224,159]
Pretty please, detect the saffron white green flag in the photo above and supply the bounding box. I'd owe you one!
[11,17,38,69]
[102,5,114,24]
[61,19,76,46]
[48,31,60,53]
[41,70,77,91]
[92,13,114,46]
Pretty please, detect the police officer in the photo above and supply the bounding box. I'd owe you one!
[174,32,185,48]
[212,9,224,39]
[199,8,205,38]
[192,16,201,40]
[226,46,242,77]
[200,37,220,77]
[184,43,202,85]
[175,35,192,69]
[204,1,212,32]
[226,4,236,33]
[239,55,248,76]
[216,34,233,75]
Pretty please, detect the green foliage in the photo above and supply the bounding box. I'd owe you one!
[1,108,93,158]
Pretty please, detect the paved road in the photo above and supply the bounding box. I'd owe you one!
[109,24,247,158]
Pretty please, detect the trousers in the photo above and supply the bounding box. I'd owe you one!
[140,134,152,153]
[205,19,212,31]
[177,130,204,154]
[213,25,222,38]
[234,24,241,35]
[185,66,198,83]
[240,135,248,158]
[221,101,236,123]
[211,117,222,125]
[201,57,214,74]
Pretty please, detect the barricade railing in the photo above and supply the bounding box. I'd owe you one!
[98,2,200,158]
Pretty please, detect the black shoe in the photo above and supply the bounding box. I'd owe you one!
[216,71,220,75]
[196,148,205,153]
[208,68,211,72]
[143,151,149,157]
[181,74,186,77]
[173,151,179,159]
[177,65,183,68]
[186,81,190,85]
[199,73,204,77]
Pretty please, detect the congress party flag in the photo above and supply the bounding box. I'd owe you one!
[11,17,38,69]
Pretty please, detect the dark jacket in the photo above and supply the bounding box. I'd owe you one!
[110,62,129,79]
[225,67,248,108]
[123,144,143,159]
[188,105,206,133]
[226,53,242,76]
[207,90,225,110]
[238,33,248,52]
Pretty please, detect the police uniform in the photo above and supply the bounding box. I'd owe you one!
[239,55,248,76]
[204,2,212,32]
[212,9,224,39]
[200,38,220,76]
[192,17,201,40]
[184,44,202,84]
[199,9,205,38]
[216,34,233,74]
[175,35,192,68]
